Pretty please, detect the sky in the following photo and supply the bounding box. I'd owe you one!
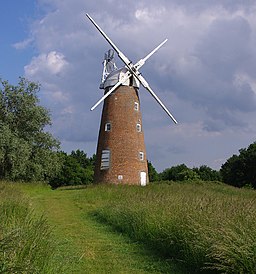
[1,0,256,172]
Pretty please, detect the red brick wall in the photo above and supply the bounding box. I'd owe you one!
[94,85,148,185]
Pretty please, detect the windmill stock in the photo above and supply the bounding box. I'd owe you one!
[86,13,177,185]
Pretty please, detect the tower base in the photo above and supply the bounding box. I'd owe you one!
[94,85,148,185]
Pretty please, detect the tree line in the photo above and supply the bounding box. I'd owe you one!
[0,78,255,189]
[157,164,221,182]
[0,78,61,181]
[49,150,95,189]
[220,142,256,188]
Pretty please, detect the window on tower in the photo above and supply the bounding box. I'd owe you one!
[136,123,141,132]
[105,122,111,131]
[100,149,110,170]
[139,151,144,161]
[134,102,139,111]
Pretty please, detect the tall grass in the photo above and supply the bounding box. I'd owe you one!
[0,181,61,273]
[95,182,256,273]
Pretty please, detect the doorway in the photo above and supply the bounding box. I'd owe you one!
[140,171,147,186]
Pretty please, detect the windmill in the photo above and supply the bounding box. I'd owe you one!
[86,14,177,185]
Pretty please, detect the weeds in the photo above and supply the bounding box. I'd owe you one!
[1,181,255,273]
[95,182,256,273]
[0,181,61,273]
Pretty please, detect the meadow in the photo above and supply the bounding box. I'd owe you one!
[95,182,256,273]
[0,181,62,273]
[1,180,255,273]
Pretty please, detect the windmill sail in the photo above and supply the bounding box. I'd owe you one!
[86,13,178,124]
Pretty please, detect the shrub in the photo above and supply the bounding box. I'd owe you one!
[220,141,256,188]
[49,150,94,189]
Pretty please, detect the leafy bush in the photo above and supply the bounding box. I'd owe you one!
[160,164,221,183]
[49,150,95,188]
[160,164,200,181]
[221,141,256,188]
[193,165,221,181]
[147,161,159,182]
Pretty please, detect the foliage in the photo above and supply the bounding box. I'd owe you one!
[220,141,256,188]
[160,164,221,183]
[95,182,256,273]
[160,164,200,181]
[70,149,95,168]
[0,78,61,181]
[0,182,62,273]
[193,165,221,181]
[49,150,95,188]
[147,161,158,182]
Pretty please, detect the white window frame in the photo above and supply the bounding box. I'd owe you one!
[136,123,141,132]
[139,152,144,161]
[134,102,139,111]
[105,122,111,132]
[100,149,110,170]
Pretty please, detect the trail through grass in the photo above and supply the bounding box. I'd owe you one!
[20,183,184,274]
[0,182,61,273]
[94,182,256,273]
[8,181,255,273]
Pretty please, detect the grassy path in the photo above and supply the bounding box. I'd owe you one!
[20,184,184,274]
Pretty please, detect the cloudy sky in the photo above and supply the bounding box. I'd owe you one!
[1,0,256,171]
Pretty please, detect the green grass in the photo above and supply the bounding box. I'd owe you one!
[1,181,256,273]
[94,182,256,273]
[0,181,62,273]
[18,182,185,273]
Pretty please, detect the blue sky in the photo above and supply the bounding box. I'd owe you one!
[0,0,38,83]
[1,0,256,171]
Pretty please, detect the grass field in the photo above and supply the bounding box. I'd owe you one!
[1,181,256,273]
[95,182,256,273]
[0,181,62,273]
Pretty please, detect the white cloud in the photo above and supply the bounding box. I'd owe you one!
[22,0,256,170]
[25,51,68,76]
[233,72,256,94]
[134,7,166,23]
[13,38,34,50]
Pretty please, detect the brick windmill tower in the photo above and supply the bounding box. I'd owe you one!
[86,14,177,185]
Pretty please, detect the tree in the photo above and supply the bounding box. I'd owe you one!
[220,142,256,188]
[70,150,90,168]
[147,161,159,182]
[49,151,95,189]
[160,164,199,181]
[178,168,200,181]
[193,165,221,181]
[0,78,61,181]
